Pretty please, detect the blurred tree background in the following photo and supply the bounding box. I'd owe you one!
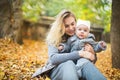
[1,0,120,80]
[22,0,111,33]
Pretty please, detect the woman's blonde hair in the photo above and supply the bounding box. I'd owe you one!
[46,9,76,47]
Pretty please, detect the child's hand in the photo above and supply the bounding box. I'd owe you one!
[99,41,107,48]
[58,45,64,51]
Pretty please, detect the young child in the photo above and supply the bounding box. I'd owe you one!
[58,19,107,77]
[58,19,106,57]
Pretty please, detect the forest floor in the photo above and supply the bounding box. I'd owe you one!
[0,38,120,80]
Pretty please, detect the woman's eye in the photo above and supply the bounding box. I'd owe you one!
[65,25,69,28]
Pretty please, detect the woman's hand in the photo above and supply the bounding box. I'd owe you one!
[79,43,96,61]
[79,50,95,61]
[84,43,95,54]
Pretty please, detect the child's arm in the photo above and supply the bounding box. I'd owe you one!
[94,41,107,52]
[58,45,64,51]
[58,43,70,53]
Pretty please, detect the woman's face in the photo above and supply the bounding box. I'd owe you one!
[63,16,76,36]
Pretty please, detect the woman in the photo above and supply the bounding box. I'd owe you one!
[46,9,106,80]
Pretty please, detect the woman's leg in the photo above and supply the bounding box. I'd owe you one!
[50,60,79,80]
[81,59,106,80]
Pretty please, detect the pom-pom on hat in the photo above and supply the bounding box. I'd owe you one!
[76,19,91,30]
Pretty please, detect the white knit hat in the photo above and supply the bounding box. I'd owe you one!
[76,19,91,29]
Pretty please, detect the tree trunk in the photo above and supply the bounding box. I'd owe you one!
[111,0,120,69]
[0,0,23,44]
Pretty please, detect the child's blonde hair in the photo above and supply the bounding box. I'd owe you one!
[46,9,76,47]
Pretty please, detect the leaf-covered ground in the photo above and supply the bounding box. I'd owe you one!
[0,38,120,80]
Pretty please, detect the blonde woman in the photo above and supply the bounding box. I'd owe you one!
[45,9,106,80]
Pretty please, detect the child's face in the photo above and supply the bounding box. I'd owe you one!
[75,24,89,39]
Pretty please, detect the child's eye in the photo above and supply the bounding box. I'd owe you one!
[71,23,75,26]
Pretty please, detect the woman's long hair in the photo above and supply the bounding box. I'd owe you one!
[46,9,76,47]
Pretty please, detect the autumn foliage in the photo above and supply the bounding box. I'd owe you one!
[0,38,120,80]
[0,38,48,80]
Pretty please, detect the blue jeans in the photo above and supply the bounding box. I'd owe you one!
[76,58,90,77]
[80,59,106,80]
[50,60,79,80]
[50,60,106,80]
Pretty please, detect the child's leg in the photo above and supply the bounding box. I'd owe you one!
[76,58,90,78]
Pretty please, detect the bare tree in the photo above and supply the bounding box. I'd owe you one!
[0,0,23,44]
[111,0,120,68]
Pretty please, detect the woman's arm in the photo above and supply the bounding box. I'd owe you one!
[48,45,80,65]
[48,43,95,65]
